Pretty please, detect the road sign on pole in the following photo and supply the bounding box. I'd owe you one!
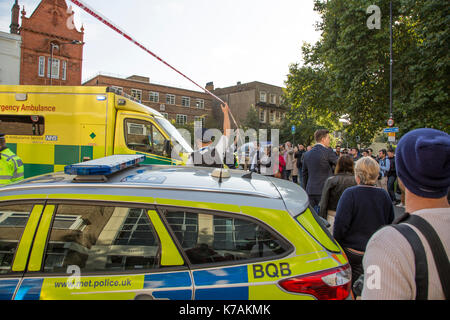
[383,127,399,133]
[291,125,296,134]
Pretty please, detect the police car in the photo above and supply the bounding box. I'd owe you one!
[0,155,351,300]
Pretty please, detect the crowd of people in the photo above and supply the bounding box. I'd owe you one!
[246,127,449,300]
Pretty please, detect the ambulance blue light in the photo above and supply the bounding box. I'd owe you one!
[97,95,107,101]
[64,155,146,176]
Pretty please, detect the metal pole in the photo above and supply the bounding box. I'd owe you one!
[389,0,393,118]
[50,44,54,85]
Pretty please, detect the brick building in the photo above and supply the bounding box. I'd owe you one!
[83,73,214,127]
[10,0,85,86]
[210,81,288,128]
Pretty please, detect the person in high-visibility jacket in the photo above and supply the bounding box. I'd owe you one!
[0,134,24,185]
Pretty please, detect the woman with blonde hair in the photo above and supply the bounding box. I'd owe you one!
[333,156,395,291]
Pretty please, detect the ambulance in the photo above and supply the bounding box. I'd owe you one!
[0,85,193,179]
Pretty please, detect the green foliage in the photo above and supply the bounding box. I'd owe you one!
[285,0,449,147]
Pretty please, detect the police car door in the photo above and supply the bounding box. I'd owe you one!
[160,207,293,300]
[13,203,192,300]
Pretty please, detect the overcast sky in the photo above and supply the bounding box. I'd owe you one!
[0,0,321,91]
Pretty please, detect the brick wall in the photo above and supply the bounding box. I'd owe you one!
[19,0,84,86]
[83,75,214,125]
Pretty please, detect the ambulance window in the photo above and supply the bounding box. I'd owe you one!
[124,118,166,156]
[0,204,34,274]
[0,115,44,136]
[151,126,165,155]
[42,205,160,273]
[164,210,291,266]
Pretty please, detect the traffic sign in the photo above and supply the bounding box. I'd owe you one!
[291,125,296,134]
[383,127,399,133]
[387,118,395,127]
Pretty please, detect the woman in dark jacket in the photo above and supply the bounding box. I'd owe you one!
[333,157,395,290]
[319,155,357,228]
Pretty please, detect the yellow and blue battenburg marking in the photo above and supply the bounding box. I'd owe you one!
[193,266,249,300]
[11,271,193,300]
[0,279,20,300]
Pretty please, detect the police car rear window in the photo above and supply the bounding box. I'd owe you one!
[0,115,45,136]
[164,210,290,266]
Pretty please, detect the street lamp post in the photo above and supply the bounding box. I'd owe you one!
[389,0,393,119]
[49,40,83,85]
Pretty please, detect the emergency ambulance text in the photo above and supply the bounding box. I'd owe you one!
[0,104,56,112]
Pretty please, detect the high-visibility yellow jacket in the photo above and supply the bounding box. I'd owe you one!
[0,148,24,185]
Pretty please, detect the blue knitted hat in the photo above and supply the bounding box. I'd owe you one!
[396,128,450,199]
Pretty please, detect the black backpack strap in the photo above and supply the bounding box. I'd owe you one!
[405,215,450,300]
[390,224,429,300]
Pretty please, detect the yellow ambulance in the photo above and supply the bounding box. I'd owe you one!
[0,85,193,178]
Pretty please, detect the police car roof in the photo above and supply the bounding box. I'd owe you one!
[1,165,309,216]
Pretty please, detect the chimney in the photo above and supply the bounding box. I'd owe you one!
[206,82,214,91]
[10,0,20,34]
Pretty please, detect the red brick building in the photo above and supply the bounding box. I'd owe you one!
[13,0,84,85]
[83,73,215,127]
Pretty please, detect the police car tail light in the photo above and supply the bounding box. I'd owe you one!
[279,264,352,300]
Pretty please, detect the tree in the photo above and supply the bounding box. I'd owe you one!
[285,0,449,147]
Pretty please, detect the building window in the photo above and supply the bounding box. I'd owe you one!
[181,97,190,107]
[194,116,205,126]
[259,109,266,123]
[269,111,275,123]
[47,58,60,79]
[166,94,176,105]
[161,113,169,119]
[176,114,187,125]
[196,99,204,109]
[131,89,142,101]
[149,92,159,103]
[270,94,277,104]
[62,61,67,81]
[111,86,123,95]
[38,56,45,77]
[260,91,267,103]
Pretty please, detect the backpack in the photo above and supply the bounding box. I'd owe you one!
[353,213,450,299]
[390,213,450,300]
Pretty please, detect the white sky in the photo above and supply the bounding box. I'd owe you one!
[0,0,321,91]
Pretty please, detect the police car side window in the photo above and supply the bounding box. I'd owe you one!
[0,204,34,274]
[164,210,289,265]
[42,205,160,273]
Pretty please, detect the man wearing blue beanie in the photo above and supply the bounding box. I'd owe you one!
[361,128,449,300]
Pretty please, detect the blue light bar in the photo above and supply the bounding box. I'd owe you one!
[65,155,146,176]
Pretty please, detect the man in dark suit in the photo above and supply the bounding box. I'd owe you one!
[302,129,338,215]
